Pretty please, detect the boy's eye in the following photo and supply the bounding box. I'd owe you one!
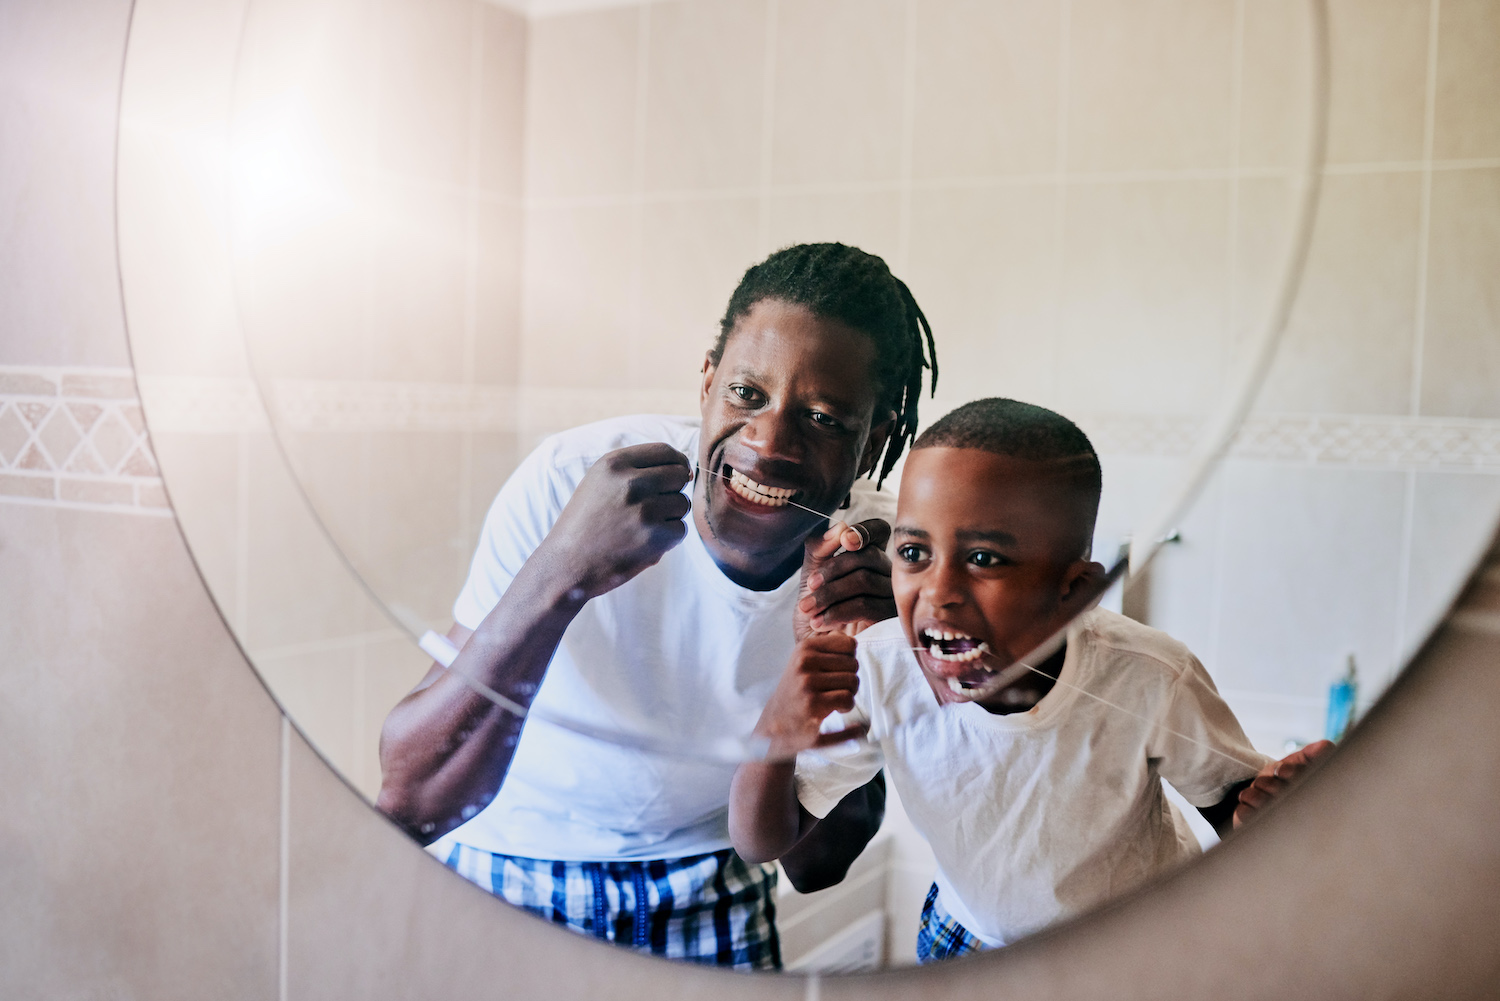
[896,544,928,564]
[968,550,1010,569]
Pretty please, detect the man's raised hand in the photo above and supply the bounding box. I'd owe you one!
[753,632,866,762]
[795,518,895,639]
[1233,739,1336,828]
[545,442,692,600]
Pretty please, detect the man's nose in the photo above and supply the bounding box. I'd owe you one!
[739,407,803,464]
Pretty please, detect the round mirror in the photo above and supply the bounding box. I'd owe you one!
[123,0,1500,976]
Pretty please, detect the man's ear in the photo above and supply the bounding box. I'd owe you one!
[700,353,718,410]
[1059,559,1107,607]
[857,411,897,477]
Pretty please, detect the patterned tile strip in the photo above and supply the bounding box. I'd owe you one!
[0,367,169,515]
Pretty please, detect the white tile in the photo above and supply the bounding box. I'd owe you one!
[770,0,907,185]
[1237,0,1309,171]
[255,642,363,782]
[474,198,524,386]
[642,0,767,192]
[524,7,640,198]
[478,3,528,197]
[1066,0,1235,172]
[1402,471,1500,662]
[1419,168,1500,419]
[903,184,1059,408]
[1057,180,1231,416]
[909,0,1061,180]
[1323,0,1430,165]
[1213,462,1407,703]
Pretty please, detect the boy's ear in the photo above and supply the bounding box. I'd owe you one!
[699,353,718,409]
[1059,559,1107,607]
[857,410,897,477]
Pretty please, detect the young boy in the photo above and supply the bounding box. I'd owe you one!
[730,398,1331,962]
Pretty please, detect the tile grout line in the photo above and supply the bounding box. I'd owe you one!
[279,716,290,1001]
[1226,0,1246,375]
[1410,0,1442,417]
[757,0,778,256]
[627,4,650,390]
[1392,468,1419,678]
[235,432,250,635]
[458,0,485,597]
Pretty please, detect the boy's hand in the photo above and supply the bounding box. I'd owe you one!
[754,632,866,761]
[1233,739,1336,828]
[795,519,894,639]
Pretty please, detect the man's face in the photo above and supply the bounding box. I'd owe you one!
[696,299,890,588]
[891,447,1098,708]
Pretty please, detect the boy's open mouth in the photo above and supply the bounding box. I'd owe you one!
[723,465,802,509]
[918,628,998,694]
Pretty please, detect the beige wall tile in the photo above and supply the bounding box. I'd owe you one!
[1403,471,1500,661]
[284,728,808,1001]
[276,427,371,572]
[369,182,471,384]
[467,430,523,546]
[771,0,907,185]
[0,0,132,367]
[903,184,1059,408]
[257,642,363,782]
[244,432,378,649]
[1255,172,1420,415]
[1066,0,1235,173]
[643,0,767,193]
[638,196,761,390]
[479,3,529,196]
[1420,168,1500,418]
[1433,0,1500,160]
[1325,0,1430,165]
[911,0,1061,180]
[364,430,470,626]
[375,0,474,187]
[1238,0,1310,171]
[356,632,434,799]
[475,198,525,386]
[766,189,903,265]
[0,505,279,999]
[521,202,636,387]
[1057,179,1231,416]
[525,8,641,199]
[149,430,244,628]
[1213,462,1407,700]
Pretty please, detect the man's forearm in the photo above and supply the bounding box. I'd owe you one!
[376,553,586,841]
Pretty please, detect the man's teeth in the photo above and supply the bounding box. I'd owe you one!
[728,469,795,507]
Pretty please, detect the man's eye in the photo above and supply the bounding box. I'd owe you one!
[896,545,927,563]
[809,411,844,430]
[730,385,763,405]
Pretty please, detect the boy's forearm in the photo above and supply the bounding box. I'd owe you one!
[730,761,812,863]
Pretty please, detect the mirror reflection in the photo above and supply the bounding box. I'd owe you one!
[180,0,1500,975]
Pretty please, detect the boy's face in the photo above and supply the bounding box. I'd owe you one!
[696,299,892,587]
[892,446,1102,709]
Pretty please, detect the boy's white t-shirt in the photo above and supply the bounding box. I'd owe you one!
[795,610,1270,947]
[435,413,895,862]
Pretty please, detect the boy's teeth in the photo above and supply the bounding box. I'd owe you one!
[924,640,991,663]
[727,469,793,507]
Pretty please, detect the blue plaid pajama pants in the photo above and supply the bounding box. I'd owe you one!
[915,883,989,964]
[440,844,782,970]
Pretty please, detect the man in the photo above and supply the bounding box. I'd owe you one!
[377,243,937,969]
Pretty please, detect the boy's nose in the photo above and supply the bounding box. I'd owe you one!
[923,560,968,607]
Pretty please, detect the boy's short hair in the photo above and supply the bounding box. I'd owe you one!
[914,398,1102,557]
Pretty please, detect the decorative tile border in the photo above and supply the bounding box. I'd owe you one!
[124,374,1500,474]
[0,367,170,515]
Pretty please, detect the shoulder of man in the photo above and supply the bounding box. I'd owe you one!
[531,413,701,476]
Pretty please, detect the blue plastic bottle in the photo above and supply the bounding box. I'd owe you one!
[1325,654,1358,742]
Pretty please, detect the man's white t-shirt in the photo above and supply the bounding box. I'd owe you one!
[795,610,1269,947]
[434,414,895,862]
